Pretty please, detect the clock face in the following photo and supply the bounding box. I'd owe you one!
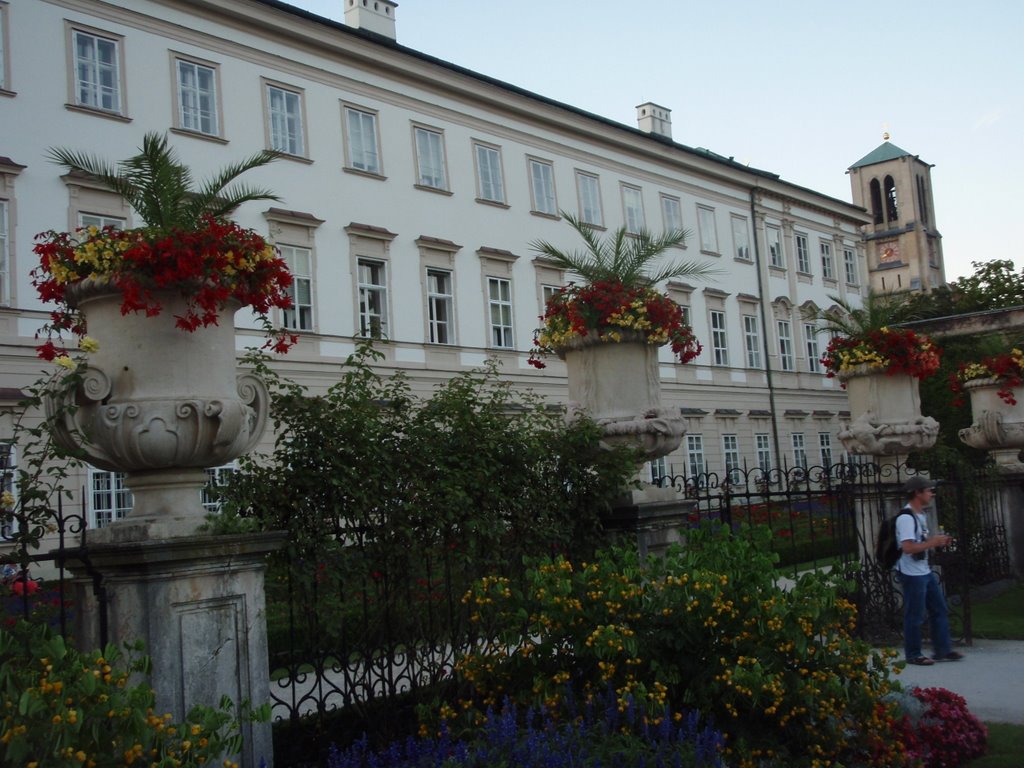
[878,241,899,263]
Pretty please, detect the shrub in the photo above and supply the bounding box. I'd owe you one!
[450,523,913,768]
[0,621,266,768]
[887,687,988,768]
[329,692,724,768]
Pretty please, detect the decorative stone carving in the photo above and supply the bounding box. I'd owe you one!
[558,331,684,460]
[837,365,938,457]
[959,377,1024,470]
[47,284,269,540]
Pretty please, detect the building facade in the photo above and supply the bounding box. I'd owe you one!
[1,0,877,533]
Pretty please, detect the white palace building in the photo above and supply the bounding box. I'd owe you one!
[0,0,946,532]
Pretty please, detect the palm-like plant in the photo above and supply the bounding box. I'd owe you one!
[530,212,718,287]
[47,132,280,230]
[807,291,915,339]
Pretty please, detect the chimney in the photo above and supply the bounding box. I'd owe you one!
[636,102,672,140]
[344,0,398,41]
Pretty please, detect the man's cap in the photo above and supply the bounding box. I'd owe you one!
[904,476,937,493]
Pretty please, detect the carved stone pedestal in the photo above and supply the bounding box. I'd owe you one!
[959,377,1024,471]
[67,532,285,768]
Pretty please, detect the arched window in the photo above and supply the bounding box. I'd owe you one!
[884,175,898,223]
[869,178,883,225]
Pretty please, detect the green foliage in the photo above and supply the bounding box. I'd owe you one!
[807,290,916,339]
[968,581,1024,639]
[904,259,1024,319]
[46,132,280,231]
[530,211,716,287]
[451,523,913,768]
[0,621,267,768]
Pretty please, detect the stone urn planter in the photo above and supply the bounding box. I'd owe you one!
[47,281,269,541]
[837,364,938,458]
[558,331,684,460]
[959,377,1024,469]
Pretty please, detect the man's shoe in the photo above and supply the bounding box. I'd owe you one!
[906,657,935,666]
[934,651,964,661]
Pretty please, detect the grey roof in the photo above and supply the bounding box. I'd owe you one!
[849,141,914,170]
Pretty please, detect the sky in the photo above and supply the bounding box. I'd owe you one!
[293,0,1023,282]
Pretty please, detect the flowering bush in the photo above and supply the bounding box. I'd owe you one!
[949,348,1024,406]
[821,327,941,382]
[448,524,913,767]
[32,217,296,359]
[886,687,988,767]
[0,620,267,767]
[528,280,701,369]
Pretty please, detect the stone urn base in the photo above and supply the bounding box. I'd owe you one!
[959,377,1024,471]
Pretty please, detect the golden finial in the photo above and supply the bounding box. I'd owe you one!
[882,123,890,142]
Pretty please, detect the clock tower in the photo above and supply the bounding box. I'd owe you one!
[848,135,945,294]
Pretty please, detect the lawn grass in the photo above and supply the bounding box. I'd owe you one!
[969,581,1024,640]
[968,723,1024,767]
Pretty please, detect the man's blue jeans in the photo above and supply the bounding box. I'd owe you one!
[898,570,952,660]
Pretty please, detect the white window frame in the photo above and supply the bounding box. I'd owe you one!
[78,212,125,231]
[791,433,808,470]
[88,468,133,529]
[621,184,645,234]
[0,199,9,307]
[413,125,448,190]
[661,194,684,235]
[767,225,784,268]
[722,433,741,482]
[474,142,505,204]
[1,443,16,540]
[266,82,306,157]
[795,233,810,274]
[174,56,220,137]
[70,26,124,114]
[487,276,514,348]
[280,244,314,332]
[731,215,750,261]
[755,433,772,473]
[710,309,728,366]
[804,322,821,373]
[0,3,10,93]
[528,158,557,216]
[575,171,603,226]
[818,433,833,467]
[344,105,382,175]
[743,314,761,368]
[820,240,835,280]
[202,464,236,513]
[843,247,858,285]
[357,258,389,338]
[777,320,794,372]
[687,434,706,478]
[426,267,455,345]
[697,206,718,253]
[648,456,668,485]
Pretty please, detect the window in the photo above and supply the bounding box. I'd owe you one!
[722,434,741,481]
[542,284,561,308]
[414,126,447,190]
[697,206,718,252]
[884,175,898,222]
[487,277,514,348]
[576,171,602,226]
[731,216,750,260]
[795,234,810,273]
[0,200,8,306]
[687,434,706,478]
[266,83,305,156]
[78,212,125,230]
[648,456,668,485]
[0,443,15,539]
[755,433,772,473]
[344,106,381,174]
[88,468,132,529]
[767,225,784,268]
[661,195,683,234]
[0,3,9,92]
[358,258,388,338]
[71,28,123,113]
[743,314,761,368]
[279,245,313,331]
[710,310,728,366]
[791,433,808,470]
[820,241,835,280]
[818,433,833,467]
[529,158,556,215]
[175,57,219,136]
[777,320,794,372]
[201,465,236,513]
[474,143,505,203]
[427,268,454,344]
[622,184,645,234]
[843,247,858,285]
[870,178,883,224]
[804,323,821,373]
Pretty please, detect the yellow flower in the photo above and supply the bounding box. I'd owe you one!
[78,336,100,353]
[55,355,75,370]
[1,490,14,509]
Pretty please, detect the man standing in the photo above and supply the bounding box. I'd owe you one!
[896,476,964,666]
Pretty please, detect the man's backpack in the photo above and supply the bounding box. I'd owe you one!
[875,510,918,570]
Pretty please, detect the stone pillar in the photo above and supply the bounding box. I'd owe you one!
[995,476,1024,577]
[67,532,285,768]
